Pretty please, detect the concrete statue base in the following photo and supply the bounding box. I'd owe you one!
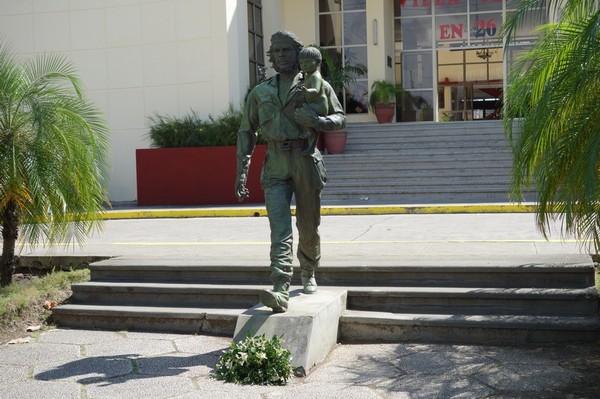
[233,288,347,374]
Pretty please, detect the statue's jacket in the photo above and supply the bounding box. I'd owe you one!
[237,72,345,186]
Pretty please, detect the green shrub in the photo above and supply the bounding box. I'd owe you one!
[147,104,264,148]
[214,333,293,385]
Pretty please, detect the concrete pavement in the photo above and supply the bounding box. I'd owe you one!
[15,205,588,261]
[2,205,599,398]
[1,328,599,398]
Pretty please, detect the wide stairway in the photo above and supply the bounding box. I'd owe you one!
[321,120,534,205]
[53,256,600,345]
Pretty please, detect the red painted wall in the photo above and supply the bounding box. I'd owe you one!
[136,145,266,206]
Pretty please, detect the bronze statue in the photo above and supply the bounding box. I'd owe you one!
[235,31,346,313]
[298,46,328,155]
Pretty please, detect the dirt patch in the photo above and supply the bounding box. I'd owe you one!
[0,274,75,346]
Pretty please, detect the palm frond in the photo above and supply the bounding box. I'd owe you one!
[0,42,109,250]
[503,0,600,251]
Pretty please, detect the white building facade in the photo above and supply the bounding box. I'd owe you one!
[0,0,540,203]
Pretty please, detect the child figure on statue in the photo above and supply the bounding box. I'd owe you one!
[298,47,329,155]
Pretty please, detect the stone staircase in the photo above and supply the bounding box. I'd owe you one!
[321,120,534,205]
[52,256,600,345]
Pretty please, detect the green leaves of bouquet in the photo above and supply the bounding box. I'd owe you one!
[214,333,292,385]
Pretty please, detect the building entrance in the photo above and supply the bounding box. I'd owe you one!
[437,47,503,121]
[393,0,511,122]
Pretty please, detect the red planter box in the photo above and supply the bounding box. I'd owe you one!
[136,145,266,206]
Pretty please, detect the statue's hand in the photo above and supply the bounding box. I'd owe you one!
[294,104,320,129]
[235,173,250,202]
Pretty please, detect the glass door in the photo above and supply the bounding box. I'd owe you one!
[437,48,502,121]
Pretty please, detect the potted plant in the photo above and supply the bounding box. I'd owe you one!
[315,46,367,154]
[369,80,405,124]
[136,104,267,206]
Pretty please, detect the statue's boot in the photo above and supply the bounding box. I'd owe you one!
[301,270,318,294]
[260,280,290,313]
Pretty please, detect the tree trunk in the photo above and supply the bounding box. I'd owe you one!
[1,200,19,287]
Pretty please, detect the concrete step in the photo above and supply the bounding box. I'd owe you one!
[345,121,505,136]
[344,139,508,148]
[345,140,508,152]
[52,256,599,344]
[87,258,595,289]
[320,120,518,204]
[51,304,244,335]
[324,145,512,159]
[320,192,518,205]
[69,282,597,317]
[328,168,512,179]
[324,179,513,192]
[69,282,265,308]
[339,310,600,345]
[346,287,598,316]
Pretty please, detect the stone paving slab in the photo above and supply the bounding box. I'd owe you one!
[1,328,599,399]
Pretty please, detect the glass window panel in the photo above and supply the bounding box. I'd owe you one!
[489,47,502,62]
[506,10,544,44]
[438,64,463,83]
[344,46,368,80]
[394,0,432,17]
[394,19,402,42]
[488,62,503,80]
[469,12,502,45]
[248,33,255,61]
[345,80,368,114]
[249,62,256,86]
[470,0,503,12]
[344,0,366,11]
[344,11,367,45]
[435,14,468,47]
[466,63,488,82]
[402,51,433,89]
[319,0,341,13]
[399,90,434,122]
[256,36,264,64]
[395,55,402,84]
[434,0,467,15]
[319,14,342,46]
[466,48,496,63]
[466,48,485,62]
[255,7,262,34]
[438,49,464,64]
[401,17,432,49]
[247,3,254,30]
[321,48,343,86]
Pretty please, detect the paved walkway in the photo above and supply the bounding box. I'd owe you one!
[2,205,599,398]
[1,328,599,399]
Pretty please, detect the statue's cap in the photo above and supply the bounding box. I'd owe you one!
[270,31,303,48]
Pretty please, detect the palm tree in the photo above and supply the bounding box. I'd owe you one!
[0,43,110,286]
[502,0,600,251]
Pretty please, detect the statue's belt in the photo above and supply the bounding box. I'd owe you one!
[268,139,307,151]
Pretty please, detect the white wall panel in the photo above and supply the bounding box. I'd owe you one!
[70,9,106,50]
[33,0,69,13]
[106,46,143,88]
[143,43,178,86]
[106,5,141,47]
[0,15,34,53]
[0,0,250,202]
[69,50,108,90]
[33,12,70,52]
